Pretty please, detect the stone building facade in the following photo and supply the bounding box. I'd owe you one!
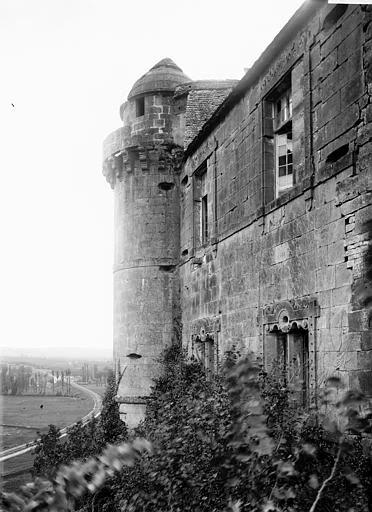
[103,1,372,425]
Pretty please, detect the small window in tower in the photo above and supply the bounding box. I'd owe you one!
[136,97,145,117]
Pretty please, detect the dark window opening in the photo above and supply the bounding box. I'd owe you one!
[159,265,176,272]
[326,143,349,163]
[193,160,209,248]
[126,353,142,359]
[202,195,208,244]
[136,97,145,117]
[158,181,174,191]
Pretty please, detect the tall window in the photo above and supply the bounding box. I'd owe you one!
[262,71,297,201]
[276,131,293,193]
[201,193,208,244]
[274,88,293,195]
[194,160,209,247]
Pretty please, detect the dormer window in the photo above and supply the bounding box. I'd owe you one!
[136,97,145,117]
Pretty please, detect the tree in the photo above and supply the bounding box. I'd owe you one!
[32,370,127,480]
[33,425,64,477]
[97,370,127,448]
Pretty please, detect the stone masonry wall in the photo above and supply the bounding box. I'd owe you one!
[180,3,372,394]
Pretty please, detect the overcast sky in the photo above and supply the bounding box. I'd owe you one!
[0,0,304,358]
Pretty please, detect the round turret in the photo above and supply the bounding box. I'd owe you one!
[103,59,189,427]
[128,58,191,99]
[119,59,190,147]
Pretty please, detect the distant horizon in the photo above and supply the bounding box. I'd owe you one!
[0,345,112,361]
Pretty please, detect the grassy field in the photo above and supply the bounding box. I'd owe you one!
[0,452,34,492]
[1,393,94,450]
[0,390,96,493]
[0,426,39,450]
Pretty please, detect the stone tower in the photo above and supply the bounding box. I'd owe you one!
[102,59,190,427]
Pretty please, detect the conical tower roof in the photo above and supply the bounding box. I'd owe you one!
[128,58,191,99]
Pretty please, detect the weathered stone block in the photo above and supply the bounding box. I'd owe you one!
[335,263,353,287]
[328,240,345,265]
[340,192,372,216]
[361,332,372,351]
[332,284,352,307]
[318,290,333,308]
[340,73,363,108]
[316,266,336,291]
[330,305,349,329]
[340,332,361,352]
[318,308,331,329]
[316,218,344,247]
[358,371,372,395]
[318,91,340,128]
[357,350,372,370]
[273,242,290,264]
[338,27,362,65]
[314,178,337,206]
[348,309,370,332]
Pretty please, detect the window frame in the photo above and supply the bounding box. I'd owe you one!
[262,71,295,201]
[262,299,319,408]
[275,128,293,196]
[276,328,309,406]
[193,159,209,249]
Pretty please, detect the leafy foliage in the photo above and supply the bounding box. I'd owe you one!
[32,425,65,477]
[1,347,371,512]
[32,370,127,479]
[1,439,151,512]
[99,347,372,512]
[97,369,128,447]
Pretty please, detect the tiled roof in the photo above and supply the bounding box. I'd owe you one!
[182,81,238,149]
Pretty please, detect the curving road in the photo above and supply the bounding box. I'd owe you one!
[0,382,102,463]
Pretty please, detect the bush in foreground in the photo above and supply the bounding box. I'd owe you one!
[1,347,371,511]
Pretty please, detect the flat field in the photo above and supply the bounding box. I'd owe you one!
[1,393,94,450]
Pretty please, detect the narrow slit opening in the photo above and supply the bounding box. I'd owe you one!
[326,143,349,164]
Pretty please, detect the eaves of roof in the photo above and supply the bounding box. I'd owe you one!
[184,0,326,158]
